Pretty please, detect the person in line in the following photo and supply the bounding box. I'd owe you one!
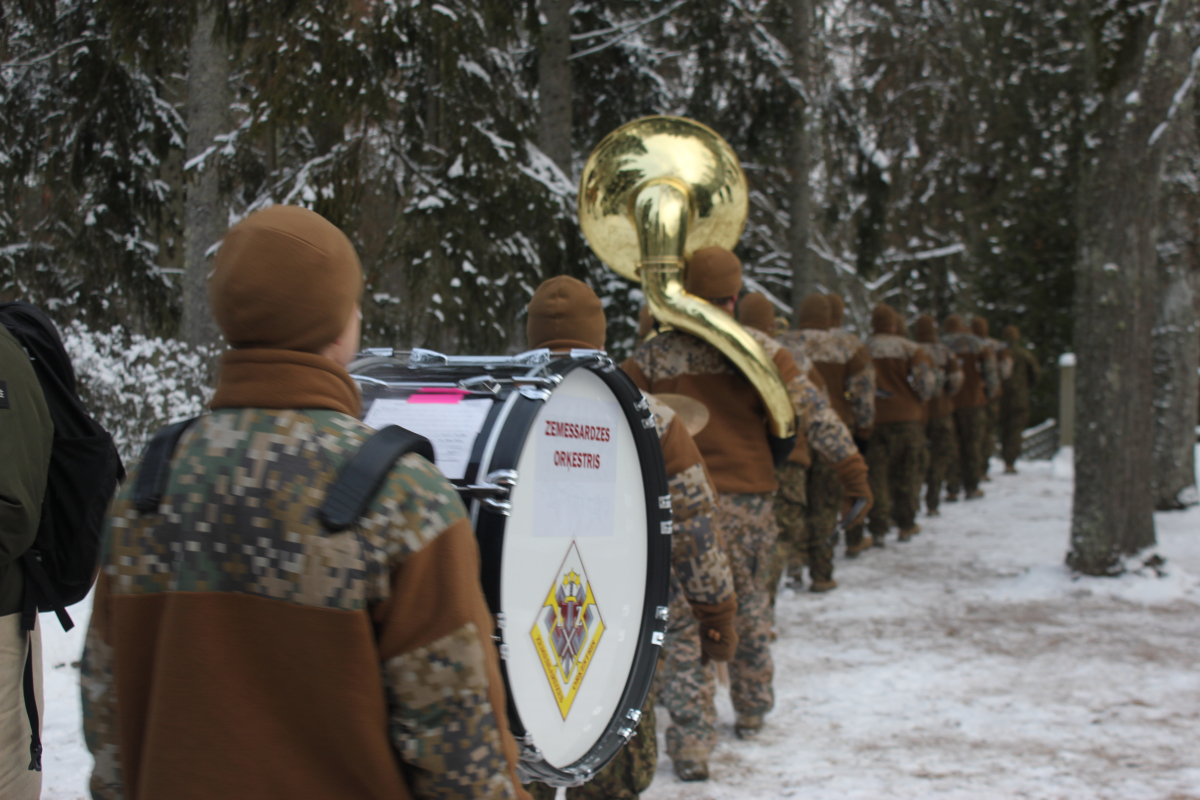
[864,305,938,544]
[825,294,877,555]
[999,325,1041,473]
[971,316,1012,482]
[621,248,871,751]
[771,293,874,590]
[914,314,963,517]
[0,316,52,800]
[942,314,1000,501]
[522,276,739,793]
[81,205,530,800]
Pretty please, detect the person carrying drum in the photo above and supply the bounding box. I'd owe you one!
[621,249,871,750]
[81,206,531,800]
[521,276,738,795]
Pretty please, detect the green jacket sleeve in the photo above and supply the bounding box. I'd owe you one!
[0,325,54,614]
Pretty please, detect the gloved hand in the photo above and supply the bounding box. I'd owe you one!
[832,452,873,527]
[689,596,739,664]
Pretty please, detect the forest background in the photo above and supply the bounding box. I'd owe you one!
[1,1,1198,563]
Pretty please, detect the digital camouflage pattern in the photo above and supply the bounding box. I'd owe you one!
[769,461,808,596]
[952,405,988,493]
[82,408,516,800]
[629,329,857,467]
[981,396,1001,477]
[924,414,958,512]
[656,604,717,764]
[942,331,1001,401]
[864,335,940,404]
[804,457,841,582]
[777,328,876,432]
[715,492,777,718]
[865,421,926,536]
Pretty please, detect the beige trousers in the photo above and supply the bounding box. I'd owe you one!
[0,612,42,800]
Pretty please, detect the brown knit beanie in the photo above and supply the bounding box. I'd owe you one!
[970,316,990,338]
[209,205,363,352]
[797,294,831,330]
[914,314,937,343]
[737,292,776,334]
[685,247,742,299]
[944,314,967,334]
[827,293,846,327]
[526,276,606,350]
[871,304,896,334]
[1003,324,1020,342]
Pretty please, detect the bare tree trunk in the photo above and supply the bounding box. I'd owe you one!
[181,5,229,350]
[1152,107,1199,510]
[787,0,813,326]
[537,0,572,178]
[1067,4,1194,574]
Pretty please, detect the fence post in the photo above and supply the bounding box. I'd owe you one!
[1058,352,1076,448]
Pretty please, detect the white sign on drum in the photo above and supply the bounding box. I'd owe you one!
[533,394,620,538]
[501,369,649,769]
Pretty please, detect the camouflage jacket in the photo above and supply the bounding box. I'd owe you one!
[777,327,875,434]
[622,328,856,492]
[864,334,938,424]
[942,332,1001,407]
[82,408,525,800]
[645,394,734,611]
[918,341,964,417]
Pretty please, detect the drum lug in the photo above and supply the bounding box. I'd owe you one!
[483,498,513,516]
[641,416,657,429]
[463,470,518,501]
[518,386,552,401]
[651,631,665,646]
[660,520,673,535]
[498,643,511,660]
[655,605,669,621]
[658,494,671,510]
[495,612,507,629]
[626,708,642,723]
[617,726,635,742]
[458,374,501,394]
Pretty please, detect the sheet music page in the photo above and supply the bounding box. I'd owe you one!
[363,398,492,480]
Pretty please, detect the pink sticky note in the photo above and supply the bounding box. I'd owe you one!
[409,388,469,404]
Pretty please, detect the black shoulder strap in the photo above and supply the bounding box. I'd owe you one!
[133,417,200,513]
[318,425,435,532]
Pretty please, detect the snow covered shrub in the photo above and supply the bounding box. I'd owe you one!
[62,323,214,463]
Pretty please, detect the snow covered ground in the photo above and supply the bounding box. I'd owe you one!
[37,449,1200,800]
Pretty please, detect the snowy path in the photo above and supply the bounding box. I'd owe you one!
[38,451,1200,800]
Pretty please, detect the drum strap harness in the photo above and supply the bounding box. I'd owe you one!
[134,417,434,533]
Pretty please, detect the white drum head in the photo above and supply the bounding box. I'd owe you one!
[501,368,649,768]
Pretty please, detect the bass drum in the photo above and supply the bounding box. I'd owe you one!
[349,348,672,787]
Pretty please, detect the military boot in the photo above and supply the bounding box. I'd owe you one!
[965,488,985,500]
[898,524,921,542]
[673,760,709,782]
[846,534,873,558]
[810,579,838,593]
[734,715,764,740]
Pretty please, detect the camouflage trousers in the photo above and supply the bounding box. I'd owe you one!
[924,414,957,512]
[769,462,807,601]
[952,406,987,493]
[804,458,841,583]
[655,587,717,765]
[715,493,777,718]
[866,421,925,535]
[980,397,1001,477]
[1000,403,1029,468]
[912,428,930,519]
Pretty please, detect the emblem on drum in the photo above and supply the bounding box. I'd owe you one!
[530,541,606,719]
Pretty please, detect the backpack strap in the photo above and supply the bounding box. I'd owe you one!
[21,589,41,772]
[133,417,200,514]
[318,425,435,532]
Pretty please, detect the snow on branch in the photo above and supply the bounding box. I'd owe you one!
[1149,44,1200,147]
[569,0,691,60]
[743,275,793,314]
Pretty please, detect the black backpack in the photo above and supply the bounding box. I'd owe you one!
[0,302,124,771]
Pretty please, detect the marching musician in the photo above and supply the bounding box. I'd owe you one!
[522,276,738,798]
[81,206,531,800]
[620,249,872,771]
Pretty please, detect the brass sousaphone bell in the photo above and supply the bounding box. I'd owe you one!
[577,116,797,441]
